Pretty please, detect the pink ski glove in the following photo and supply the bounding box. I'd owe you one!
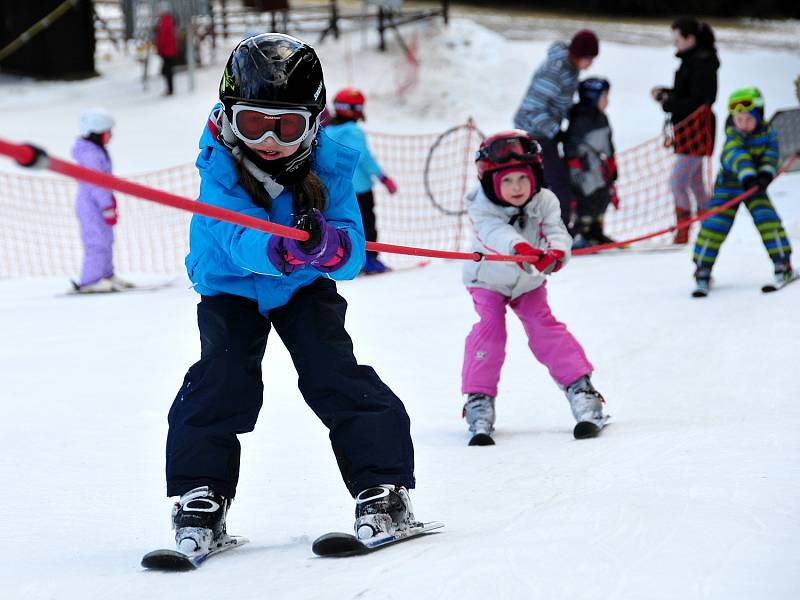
[380,174,398,195]
[103,196,118,226]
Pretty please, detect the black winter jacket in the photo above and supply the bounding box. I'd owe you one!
[661,45,720,154]
[564,104,616,197]
[662,45,719,123]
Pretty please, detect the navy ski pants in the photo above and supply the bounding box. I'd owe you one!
[166,278,415,499]
[539,137,573,228]
[356,190,379,259]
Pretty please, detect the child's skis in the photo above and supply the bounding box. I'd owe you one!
[312,522,444,557]
[141,536,248,571]
[762,271,799,293]
[574,415,610,439]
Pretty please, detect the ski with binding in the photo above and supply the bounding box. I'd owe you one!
[141,536,248,571]
[312,522,443,557]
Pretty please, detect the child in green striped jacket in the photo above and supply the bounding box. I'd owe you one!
[692,87,793,295]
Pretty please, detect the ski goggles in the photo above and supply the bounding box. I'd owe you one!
[476,136,541,163]
[230,105,313,146]
[334,101,364,113]
[728,98,763,114]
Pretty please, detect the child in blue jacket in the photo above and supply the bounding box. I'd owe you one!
[325,87,397,274]
[164,34,419,557]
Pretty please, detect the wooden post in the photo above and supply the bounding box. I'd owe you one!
[442,0,449,25]
[220,0,228,41]
[209,1,216,50]
[330,0,339,40]
[378,7,386,52]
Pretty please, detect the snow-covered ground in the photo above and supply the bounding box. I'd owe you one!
[1,14,799,600]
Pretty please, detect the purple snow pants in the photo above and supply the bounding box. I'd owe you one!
[461,285,593,396]
[76,197,114,286]
[670,154,707,213]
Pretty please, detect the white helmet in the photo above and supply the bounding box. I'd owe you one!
[78,108,115,137]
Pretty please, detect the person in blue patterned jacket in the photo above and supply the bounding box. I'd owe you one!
[692,87,793,296]
[163,34,419,557]
[513,29,599,229]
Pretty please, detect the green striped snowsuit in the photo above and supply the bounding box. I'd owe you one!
[693,122,790,268]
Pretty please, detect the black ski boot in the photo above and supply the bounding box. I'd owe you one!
[354,485,416,540]
[172,486,230,555]
[692,266,711,298]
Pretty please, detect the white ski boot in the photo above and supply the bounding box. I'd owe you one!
[565,375,606,439]
[773,259,796,286]
[354,485,416,541]
[463,393,496,445]
[172,486,230,555]
[71,278,116,293]
[109,275,135,290]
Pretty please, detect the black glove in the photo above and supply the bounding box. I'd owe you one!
[741,175,758,191]
[756,172,773,192]
[294,210,322,252]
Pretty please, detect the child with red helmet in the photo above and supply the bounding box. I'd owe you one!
[325,87,398,274]
[461,130,607,444]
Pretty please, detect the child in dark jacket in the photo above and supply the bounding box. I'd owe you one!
[692,87,794,296]
[162,34,420,559]
[563,78,618,248]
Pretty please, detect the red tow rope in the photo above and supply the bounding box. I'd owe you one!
[0,138,796,263]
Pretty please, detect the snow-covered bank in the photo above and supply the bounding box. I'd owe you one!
[1,15,799,600]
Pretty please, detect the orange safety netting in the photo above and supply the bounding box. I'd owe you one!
[0,109,714,278]
[604,106,713,245]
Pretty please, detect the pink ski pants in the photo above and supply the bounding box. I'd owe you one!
[461,285,593,396]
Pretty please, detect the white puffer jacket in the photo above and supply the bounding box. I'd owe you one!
[462,184,572,299]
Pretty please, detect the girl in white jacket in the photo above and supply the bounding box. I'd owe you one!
[461,130,607,443]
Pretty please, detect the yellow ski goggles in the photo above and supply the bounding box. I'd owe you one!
[728,98,761,113]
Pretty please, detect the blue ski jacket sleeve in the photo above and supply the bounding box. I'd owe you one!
[185,105,366,313]
[324,121,384,194]
[513,42,579,141]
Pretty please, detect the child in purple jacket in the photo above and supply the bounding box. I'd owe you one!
[71,108,132,292]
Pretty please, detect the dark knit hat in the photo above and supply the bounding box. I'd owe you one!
[569,29,599,58]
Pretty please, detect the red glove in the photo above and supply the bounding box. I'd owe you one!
[513,242,545,272]
[380,174,398,195]
[609,184,620,210]
[601,156,618,182]
[534,249,565,274]
[102,196,118,226]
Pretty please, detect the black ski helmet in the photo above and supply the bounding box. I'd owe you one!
[219,33,326,124]
[578,77,610,108]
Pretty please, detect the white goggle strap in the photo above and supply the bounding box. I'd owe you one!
[219,111,239,149]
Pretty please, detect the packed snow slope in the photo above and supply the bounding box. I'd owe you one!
[1,15,799,600]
